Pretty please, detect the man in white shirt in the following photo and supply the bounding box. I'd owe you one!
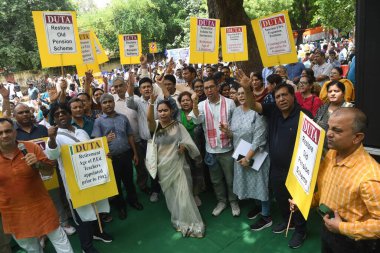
[112,77,150,195]
[189,77,240,217]
[46,103,112,253]
[312,50,333,85]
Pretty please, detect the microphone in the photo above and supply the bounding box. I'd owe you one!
[17,143,37,170]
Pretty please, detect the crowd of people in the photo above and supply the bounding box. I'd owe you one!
[0,38,379,253]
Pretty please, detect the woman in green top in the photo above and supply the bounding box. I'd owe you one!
[177,91,206,207]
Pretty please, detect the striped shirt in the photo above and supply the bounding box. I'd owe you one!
[312,144,380,240]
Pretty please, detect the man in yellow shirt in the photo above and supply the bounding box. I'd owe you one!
[291,108,380,252]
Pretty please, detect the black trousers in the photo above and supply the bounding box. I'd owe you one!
[140,139,161,194]
[321,225,380,253]
[112,150,138,211]
[74,210,101,253]
[271,175,307,234]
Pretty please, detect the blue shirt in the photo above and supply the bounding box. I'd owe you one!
[15,123,48,141]
[91,112,133,155]
[285,62,305,81]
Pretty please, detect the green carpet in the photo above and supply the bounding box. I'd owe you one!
[13,190,322,253]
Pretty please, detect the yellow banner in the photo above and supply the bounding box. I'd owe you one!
[61,137,118,209]
[119,34,142,65]
[189,17,220,64]
[285,112,325,219]
[32,11,83,68]
[91,31,108,64]
[31,137,59,190]
[251,11,298,67]
[221,25,248,62]
[149,42,158,54]
[76,31,104,78]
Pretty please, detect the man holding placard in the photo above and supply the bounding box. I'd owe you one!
[290,108,380,253]
[237,70,312,249]
[46,103,112,253]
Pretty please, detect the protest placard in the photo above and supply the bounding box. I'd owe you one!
[251,11,298,67]
[32,11,83,68]
[221,26,248,62]
[149,42,158,54]
[119,34,142,65]
[286,112,325,219]
[61,137,118,208]
[31,137,59,190]
[189,17,220,64]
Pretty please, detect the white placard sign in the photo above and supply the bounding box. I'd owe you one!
[123,35,139,57]
[292,116,322,194]
[43,12,77,54]
[70,140,110,190]
[196,18,216,52]
[226,26,244,53]
[94,39,102,54]
[259,14,291,56]
[79,33,95,64]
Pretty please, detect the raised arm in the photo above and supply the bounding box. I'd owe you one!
[0,83,11,117]
[147,94,158,132]
[235,69,263,113]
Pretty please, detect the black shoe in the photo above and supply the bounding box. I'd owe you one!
[288,232,307,249]
[247,207,261,220]
[100,213,113,223]
[250,216,273,231]
[272,222,295,234]
[82,247,100,253]
[118,209,127,220]
[93,232,113,243]
[130,201,144,211]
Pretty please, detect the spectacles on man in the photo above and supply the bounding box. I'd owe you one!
[54,110,68,118]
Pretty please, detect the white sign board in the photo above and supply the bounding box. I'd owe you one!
[79,34,95,64]
[226,26,244,53]
[123,35,139,57]
[259,14,291,56]
[292,116,322,194]
[196,18,216,52]
[43,12,77,54]
[70,140,110,190]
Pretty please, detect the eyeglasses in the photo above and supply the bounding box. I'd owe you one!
[194,86,204,90]
[298,81,309,86]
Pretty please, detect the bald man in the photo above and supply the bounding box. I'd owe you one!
[291,108,380,253]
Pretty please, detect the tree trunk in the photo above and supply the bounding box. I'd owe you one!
[207,0,263,73]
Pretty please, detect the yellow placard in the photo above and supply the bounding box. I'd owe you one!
[32,11,83,68]
[189,17,220,64]
[61,137,118,209]
[119,34,142,65]
[285,112,325,219]
[91,31,108,64]
[221,26,248,62]
[149,42,158,54]
[31,137,59,190]
[76,31,102,78]
[251,11,298,67]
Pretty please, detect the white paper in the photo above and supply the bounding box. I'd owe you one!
[259,14,291,56]
[43,12,77,54]
[232,139,268,171]
[80,39,95,64]
[123,35,139,57]
[226,26,244,53]
[196,18,216,52]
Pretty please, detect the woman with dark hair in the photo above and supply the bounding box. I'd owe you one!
[147,94,205,238]
[314,80,354,132]
[262,74,282,104]
[229,82,240,106]
[220,82,230,98]
[319,66,355,103]
[192,79,207,102]
[250,71,268,103]
[295,75,323,116]
[301,68,321,97]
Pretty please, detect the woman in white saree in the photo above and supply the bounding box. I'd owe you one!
[147,96,205,238]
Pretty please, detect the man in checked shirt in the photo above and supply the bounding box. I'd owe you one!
[290,107,380,253]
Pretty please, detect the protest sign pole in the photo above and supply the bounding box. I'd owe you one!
[285,210,294,237]
[93,203,103,233]
[60,54,64,76]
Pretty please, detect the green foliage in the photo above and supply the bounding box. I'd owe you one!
[77,0,207,55]
[0,0,75,71]
[243,0,293,19]
[313,0,355,34]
